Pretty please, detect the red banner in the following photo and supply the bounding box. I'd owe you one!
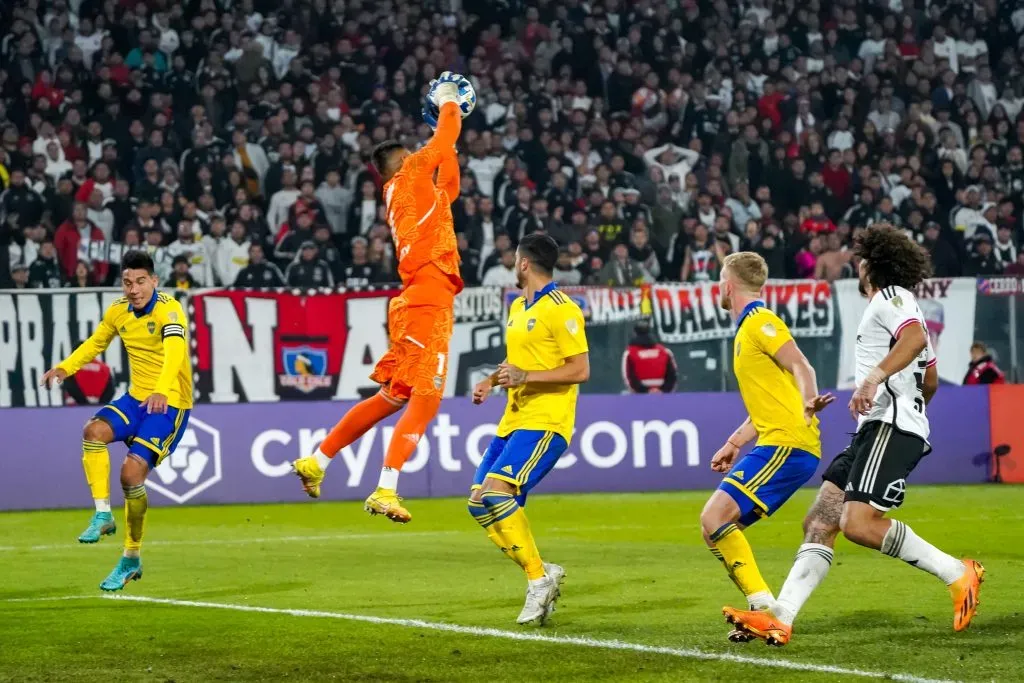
[189,288,402,402]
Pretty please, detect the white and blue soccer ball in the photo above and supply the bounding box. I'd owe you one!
[456,78,477,118]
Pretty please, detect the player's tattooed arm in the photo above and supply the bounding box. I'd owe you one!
[804,482,844,546]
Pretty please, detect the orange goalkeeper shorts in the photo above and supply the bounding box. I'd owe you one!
[370,273,456,401]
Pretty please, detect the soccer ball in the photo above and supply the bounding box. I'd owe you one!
[456,78,477,118]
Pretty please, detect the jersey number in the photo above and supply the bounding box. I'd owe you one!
[912,359,927,412]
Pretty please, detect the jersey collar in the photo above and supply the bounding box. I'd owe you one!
[525,281,558,310]
[130,290,159,318]
[737,300,766,329]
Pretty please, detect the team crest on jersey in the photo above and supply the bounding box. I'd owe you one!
[279,346,331,393]
[760,322,776,338]
[891,296,903,308]
[527,318,536,331]
[147,321,156,334]
[433,374,443,390]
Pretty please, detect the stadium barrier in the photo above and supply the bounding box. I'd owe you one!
[0,277,1020,406]
[0,388,996,511]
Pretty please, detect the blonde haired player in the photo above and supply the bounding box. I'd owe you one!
[699,251,834,641]
[292,72,474,521]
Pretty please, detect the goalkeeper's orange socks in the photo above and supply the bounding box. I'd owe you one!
[377,393,442,489]
[313,391,440,492]
[314,391,403,469]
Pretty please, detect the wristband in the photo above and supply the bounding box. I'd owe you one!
[865,367,887,385]
[727,440,741,449]
[433,82,460,106]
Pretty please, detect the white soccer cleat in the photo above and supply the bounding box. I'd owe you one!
[516,564,565,626]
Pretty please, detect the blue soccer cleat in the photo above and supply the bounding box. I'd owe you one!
[78,511,116,543]
[99,556,143,592]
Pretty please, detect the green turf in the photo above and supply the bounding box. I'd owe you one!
[0,486,1021,682]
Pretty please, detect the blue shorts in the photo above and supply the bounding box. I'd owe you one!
[95,393,191,469]
[718,445,819,527]
[472,430,568,506]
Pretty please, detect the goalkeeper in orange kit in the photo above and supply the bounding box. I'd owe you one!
[291,72,475,522]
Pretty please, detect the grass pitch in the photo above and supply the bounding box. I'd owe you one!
[1,486,1022,682]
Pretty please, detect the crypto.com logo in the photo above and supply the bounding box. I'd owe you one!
[147,417,222,504]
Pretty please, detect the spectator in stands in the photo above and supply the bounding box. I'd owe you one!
[964,342,1006,385]
[922,222,962,278]
[458,233,482,288]
[482,248,518,288]
[340,237,377,288]
[622,321,677,394]
[68,260,94,288]
[814,233,853,282]
[217,222,251,288]
[235,243,284,288]
[966,233,1002,275]
[54,202,107,283]
[28,239,62,288]
[680,224,720,283]
[10,263,29,289]
[286,241,334,288]
[552,247,582,286]
[165,254,199,291]
[596,243,652,286]
[167,221,213,286]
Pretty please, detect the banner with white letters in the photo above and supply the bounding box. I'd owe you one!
[834,277,978,388]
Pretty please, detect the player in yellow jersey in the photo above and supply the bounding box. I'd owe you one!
[696,251,834,641]
[41,251,193,592]
[469,233,589,625]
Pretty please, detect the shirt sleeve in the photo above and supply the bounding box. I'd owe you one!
[747,312,794,358]
[57,303,118,375]
[550,302,589,358]
[875,292,923,339]
[154,299,188,396]
[404,102,462,179]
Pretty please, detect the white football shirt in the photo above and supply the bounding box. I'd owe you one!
[854,286,936,441]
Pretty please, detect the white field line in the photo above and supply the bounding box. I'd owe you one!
[0,594,936,683]
[0,531,459,553]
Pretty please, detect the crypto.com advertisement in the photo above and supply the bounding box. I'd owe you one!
[0,389,990,510]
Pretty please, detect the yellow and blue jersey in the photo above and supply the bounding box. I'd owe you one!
[58,291,193,409]
[732,301,820,456]
[719,301,823,526]
[59,290,193,469]
[497,282,588,442]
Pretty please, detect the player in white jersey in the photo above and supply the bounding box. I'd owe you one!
[725,225,984,646]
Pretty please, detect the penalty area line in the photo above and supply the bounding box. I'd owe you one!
[98,594,955,683]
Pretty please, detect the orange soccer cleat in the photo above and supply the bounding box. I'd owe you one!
[723,606,792,647]
[950,558,985,632]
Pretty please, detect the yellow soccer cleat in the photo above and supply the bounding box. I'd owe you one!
[292,457,325,499]
[364,487,412,523]
[723,606,792,647]
[950,558,985,632]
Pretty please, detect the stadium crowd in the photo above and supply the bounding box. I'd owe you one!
[0,0,1023,291]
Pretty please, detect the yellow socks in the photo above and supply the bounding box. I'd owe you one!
[82,440,111,510]
[123,484,148,558]
[710,523,772,609]
[469,491,545,580]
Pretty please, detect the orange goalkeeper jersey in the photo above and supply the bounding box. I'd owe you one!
[383,101,464,294]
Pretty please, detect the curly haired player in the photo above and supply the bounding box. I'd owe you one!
[291,74,469,522]
[725,224,984,645]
